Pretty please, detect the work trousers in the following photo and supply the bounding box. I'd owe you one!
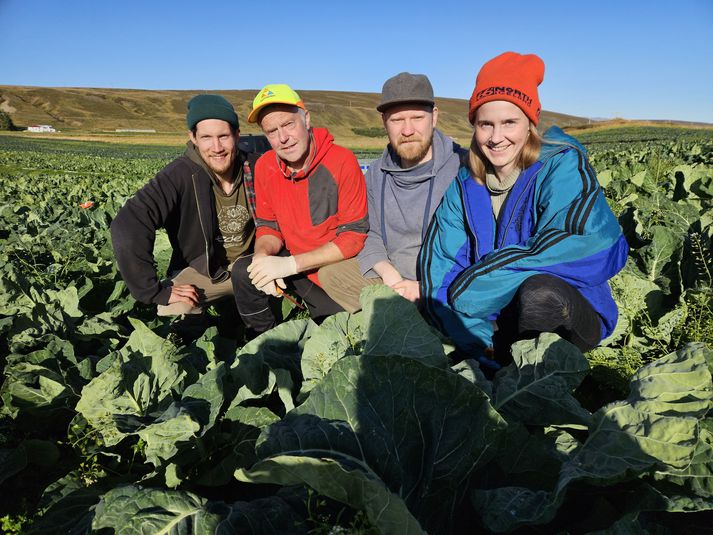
[318,258,383,313]
[157,263,234,316]
[231,252,344,334]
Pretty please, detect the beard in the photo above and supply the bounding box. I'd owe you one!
[201,149,236,180]
[394,131,434,166]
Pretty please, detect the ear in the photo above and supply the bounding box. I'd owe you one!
[431,106,439,128]
[304,110,311,130]
[189,130,197,144]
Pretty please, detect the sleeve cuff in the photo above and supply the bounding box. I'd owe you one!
[256,226,284,243]
[333,231,368,260]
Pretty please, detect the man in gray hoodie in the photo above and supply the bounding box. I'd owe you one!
[319,72,464,312]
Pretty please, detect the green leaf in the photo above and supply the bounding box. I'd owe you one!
[92,485,302,534]
[76,348,187,445]
[137,408,201,470]
[242,354,507,533]
[564,344,712,485]
[638,225,683,292]
[180,363,227,433]
[472,486,554,533]
[301,312,364,394]
[493,333,592,426]
[451,359,493,398]
[653,425,713,498]
[360,285,447,368]
[123,317,179,361]
[238,456,425,535]
[473,343,713,532]
[32,472,101,535]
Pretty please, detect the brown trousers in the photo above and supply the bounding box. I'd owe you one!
[317,258,383,313]
[157,264,235,316]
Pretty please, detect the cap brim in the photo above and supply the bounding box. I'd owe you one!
[376,98,435,113]
[248,100,305,123]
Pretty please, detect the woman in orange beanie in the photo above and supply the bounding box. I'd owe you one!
[418,52,629,368]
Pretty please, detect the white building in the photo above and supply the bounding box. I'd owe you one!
[27,125,56,133]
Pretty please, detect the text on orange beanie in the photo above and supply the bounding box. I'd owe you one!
[468,52,545,126]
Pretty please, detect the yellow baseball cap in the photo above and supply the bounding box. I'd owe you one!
[248,84,306,123]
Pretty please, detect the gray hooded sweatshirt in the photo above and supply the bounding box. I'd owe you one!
[358,128,463,280]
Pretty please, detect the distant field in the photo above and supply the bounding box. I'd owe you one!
[1,84,596,149]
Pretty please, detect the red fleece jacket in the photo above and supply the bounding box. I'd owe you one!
[254,127,368,284]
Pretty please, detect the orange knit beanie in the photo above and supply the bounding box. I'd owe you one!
[468,52,545,125]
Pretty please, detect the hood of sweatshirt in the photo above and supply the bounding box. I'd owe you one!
[276,127,334,181]
[380,128,460,188]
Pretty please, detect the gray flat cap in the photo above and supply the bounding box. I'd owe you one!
[376,72,435,112]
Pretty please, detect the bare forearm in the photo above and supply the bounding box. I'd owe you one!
[294,242,344,272]
[254,235,282,257]
[372,260,403,287]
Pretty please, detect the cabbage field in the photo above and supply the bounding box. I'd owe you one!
[1,128,712,534]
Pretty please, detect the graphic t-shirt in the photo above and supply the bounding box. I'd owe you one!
[213,178,255,263]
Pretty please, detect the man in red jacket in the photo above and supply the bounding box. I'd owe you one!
[231,84,368,334]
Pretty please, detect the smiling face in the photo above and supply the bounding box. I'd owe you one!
[382,104,438,168]
[473,100,531,179]
[189,119,238,182]
[258,105,312,171]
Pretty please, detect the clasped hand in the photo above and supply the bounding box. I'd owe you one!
[391,279,420,303]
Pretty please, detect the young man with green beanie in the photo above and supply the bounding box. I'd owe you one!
[231,84,368,333]
[111,94,259,321]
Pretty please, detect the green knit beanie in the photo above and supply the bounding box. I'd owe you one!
[186,94,239,130]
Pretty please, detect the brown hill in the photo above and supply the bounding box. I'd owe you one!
[0,85,591,148]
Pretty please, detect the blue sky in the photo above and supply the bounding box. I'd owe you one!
[2,0,712,123]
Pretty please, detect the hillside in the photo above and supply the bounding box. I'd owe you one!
[0,85,591,148]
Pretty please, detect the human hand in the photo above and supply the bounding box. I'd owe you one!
[381,272,403,288]
[391,279,420,303]
[168,284,199,308]
[257,277,286,296]
[247,255,298,289]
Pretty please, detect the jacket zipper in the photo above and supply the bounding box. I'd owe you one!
[191,173,212,278]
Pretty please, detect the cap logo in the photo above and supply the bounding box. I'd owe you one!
[476,86,533,108]
[260,89,275,101]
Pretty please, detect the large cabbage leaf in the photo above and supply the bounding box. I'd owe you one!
[92,485,302,534]
[473,343,713,532]
[237,354,507,534]
[300,286,447,395]
[492,333,592,426]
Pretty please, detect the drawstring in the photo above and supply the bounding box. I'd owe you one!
[421,177,435,242]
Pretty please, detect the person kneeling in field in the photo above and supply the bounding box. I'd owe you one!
[111,95,259,323]
[418,52,629,367]
[230,84,368,335]
[319,72,464,312]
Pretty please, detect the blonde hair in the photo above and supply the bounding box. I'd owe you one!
[468,122,542,183]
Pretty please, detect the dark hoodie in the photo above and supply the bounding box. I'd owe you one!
[111,143,254,305]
